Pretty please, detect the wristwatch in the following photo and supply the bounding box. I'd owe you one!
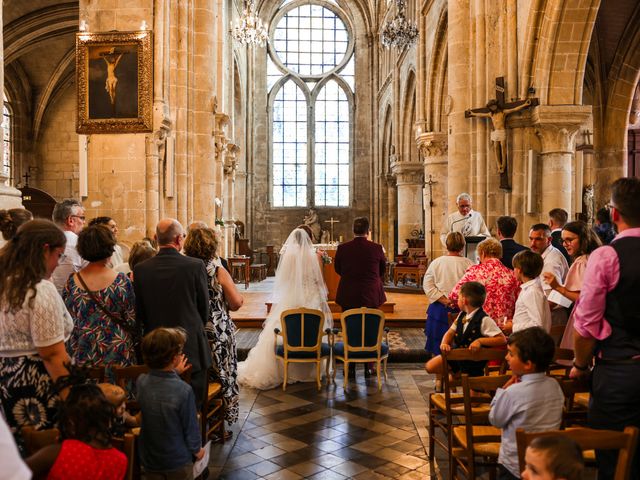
[572,360,589,371]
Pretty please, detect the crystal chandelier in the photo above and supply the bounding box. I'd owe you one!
[231,0,268,47]
[380,0,419,50]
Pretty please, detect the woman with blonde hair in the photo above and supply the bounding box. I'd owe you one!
[449,237,520,327]
[184,227,242,428]
[423,232,473,355]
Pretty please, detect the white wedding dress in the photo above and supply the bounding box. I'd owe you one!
[237,228,333,390]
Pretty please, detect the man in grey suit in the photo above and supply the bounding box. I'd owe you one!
[133,218,211,406]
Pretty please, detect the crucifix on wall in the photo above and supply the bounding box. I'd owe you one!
[465,77,539,190]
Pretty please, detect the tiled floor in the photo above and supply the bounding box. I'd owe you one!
[209,364,445,479]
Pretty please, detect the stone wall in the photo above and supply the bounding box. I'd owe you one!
[37,86,79,200]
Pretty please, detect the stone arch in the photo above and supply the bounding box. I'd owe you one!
[425,6,448,132]
[521,0,600,105]
[595,2,640,195]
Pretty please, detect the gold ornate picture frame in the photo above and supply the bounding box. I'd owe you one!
[76,30,153,134]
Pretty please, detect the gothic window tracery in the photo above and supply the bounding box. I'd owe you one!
[268,1,354,207]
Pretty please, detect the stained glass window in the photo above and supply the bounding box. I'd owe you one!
[269,2,353,207]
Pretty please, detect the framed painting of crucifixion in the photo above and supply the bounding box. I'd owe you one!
[76,30,153,134]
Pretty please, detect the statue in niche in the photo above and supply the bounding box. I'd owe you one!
[583,184,595,225]
[303,208,322,243]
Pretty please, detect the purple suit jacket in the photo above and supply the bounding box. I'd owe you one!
[334,236,387,310]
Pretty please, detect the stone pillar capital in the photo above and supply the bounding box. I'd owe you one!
[213,112,230,136]
[416,132,448,160]
[532,105,591,155]
[390,161,424,185]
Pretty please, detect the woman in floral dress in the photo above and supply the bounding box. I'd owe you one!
[0,220,73,439]
[184,227,243,427]
[449,237,520,328]
[63,224,137,384]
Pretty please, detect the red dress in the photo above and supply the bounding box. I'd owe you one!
[47,439,127,480]
[449,258,520,327]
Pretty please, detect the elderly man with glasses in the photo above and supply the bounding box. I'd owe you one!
[50,198,88,293]
[440,192,490,261]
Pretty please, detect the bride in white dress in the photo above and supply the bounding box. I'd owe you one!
[237,228,333,390]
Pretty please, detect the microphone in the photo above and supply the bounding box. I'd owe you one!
[450,213,472,232]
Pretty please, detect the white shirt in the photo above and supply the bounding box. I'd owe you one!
[0,279,74,357]
[0,415,31,480]
[512,278,551,332]
[50,230,88,293]
[448,308,503,337]
[440,210,491,261]
[422,255,474,303]
[540,244,569,296]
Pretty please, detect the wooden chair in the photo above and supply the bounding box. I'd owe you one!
[85,365,106,383]
[332,308,389,391]
[516,426,639,480]
[555,377,590,428]
[202,339,226,444]
[547,347,573,378]
[427,348,507,471]
[451,374,510,479]
[549,324,566,346]
[20,425,60,456]
[201,380,225,444]
[112,432,140,480]
[275,308,331,391]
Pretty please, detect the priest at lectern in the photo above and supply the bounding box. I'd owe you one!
[440,192,490,262]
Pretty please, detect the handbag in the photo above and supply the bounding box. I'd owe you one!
[76,271,142,363]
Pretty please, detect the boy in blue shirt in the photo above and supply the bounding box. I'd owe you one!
[137,327,204,479]
[489,327,564,479]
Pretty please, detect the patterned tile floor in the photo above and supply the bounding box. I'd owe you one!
[209,364,447,479]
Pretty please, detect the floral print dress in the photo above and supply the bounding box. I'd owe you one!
[449,257,520,327]
[205,260,239,425]
[63,272,137,384]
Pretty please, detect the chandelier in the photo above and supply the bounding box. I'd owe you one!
[231,0,268,47]
[380,0,419,50]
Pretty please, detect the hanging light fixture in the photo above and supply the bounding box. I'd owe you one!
[380,0,419,50]
[230,0,268,47]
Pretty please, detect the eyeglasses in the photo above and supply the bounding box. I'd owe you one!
[71,215,86,221]
[561,237,578,245]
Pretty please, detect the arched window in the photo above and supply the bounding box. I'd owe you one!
[2,93,12,183]
[268,1,354,207]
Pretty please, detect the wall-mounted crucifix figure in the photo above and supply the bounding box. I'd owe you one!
[465,77,538,190]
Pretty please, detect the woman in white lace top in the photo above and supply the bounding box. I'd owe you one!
[0,220,73,443]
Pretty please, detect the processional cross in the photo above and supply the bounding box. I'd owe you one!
[465,77,538,190]
[324,217,340,243]
[22,170,31,187]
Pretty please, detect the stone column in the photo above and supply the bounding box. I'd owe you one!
[0,0,23,209]
[447,0,471,205]
[191,0,218,224]
[390,161,424,253]
[385,173,397,258]
[532,105,591,217]
[417,132,448,259]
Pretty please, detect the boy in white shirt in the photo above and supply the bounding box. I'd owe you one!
[503,250,551,334]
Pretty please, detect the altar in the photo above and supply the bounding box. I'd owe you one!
[315,243,395,313]
[315,243,340,301]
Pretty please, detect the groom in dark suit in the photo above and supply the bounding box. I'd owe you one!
[335,217,387,310]
[335,217,387,376]
[134,218,211,406]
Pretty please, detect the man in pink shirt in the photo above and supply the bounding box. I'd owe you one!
[571,177,640,480]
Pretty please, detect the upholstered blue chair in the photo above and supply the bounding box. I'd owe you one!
[274,308,331,391]
[332,307,389,390]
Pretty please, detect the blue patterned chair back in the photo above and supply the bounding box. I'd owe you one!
[282,311,323,348]
[340,308,385,355]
